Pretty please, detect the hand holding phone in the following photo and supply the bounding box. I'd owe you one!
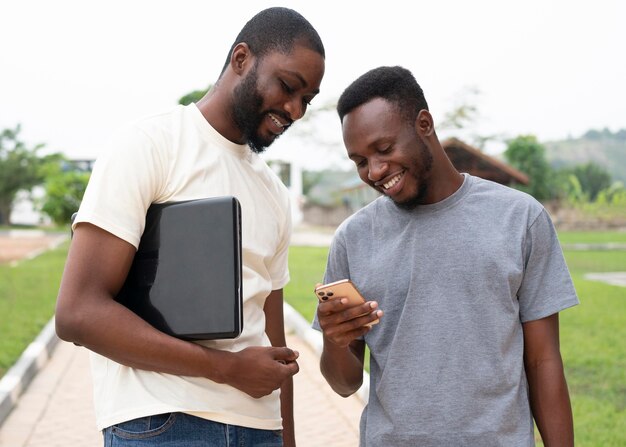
[315,279,379,326]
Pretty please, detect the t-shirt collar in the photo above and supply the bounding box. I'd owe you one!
[189,103,249,158]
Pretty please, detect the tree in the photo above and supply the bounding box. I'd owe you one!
[436,86,507,151]
[40,165,90,226]
[0,125,57,225]
[569,162,612,201]
[503,135,553,201]
[438,86,481,131]
[178,85,212,105]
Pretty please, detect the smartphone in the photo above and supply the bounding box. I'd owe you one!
[314,279,379,325]
[315,279,366,305]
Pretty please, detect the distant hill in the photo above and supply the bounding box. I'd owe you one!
[544,128,626,184]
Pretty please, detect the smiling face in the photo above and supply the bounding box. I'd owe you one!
[232,43,325,153]
[343,97,434,209]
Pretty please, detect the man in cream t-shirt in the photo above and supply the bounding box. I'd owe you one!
[55,7,325,447]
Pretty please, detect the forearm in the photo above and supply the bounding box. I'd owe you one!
[56,225,229,379]
[526,358,574,447]
[263,289,296,445]
[55,292,230,381]
[280,376,295,447]
[320,337,364,397]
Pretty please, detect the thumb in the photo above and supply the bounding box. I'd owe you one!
[273,347,299,362]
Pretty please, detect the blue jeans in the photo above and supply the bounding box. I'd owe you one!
[102,412,283,446]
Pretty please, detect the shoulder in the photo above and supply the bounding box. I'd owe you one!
[469,175,537,203]
[467,175,544,224]
[262,159,291,197]
[128,105,187,143]
[105,105,186,156]
[249,156,292,210]
[334,196,386,240]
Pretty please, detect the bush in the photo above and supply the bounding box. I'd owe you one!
[40,171,90,225]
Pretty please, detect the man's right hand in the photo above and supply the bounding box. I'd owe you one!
[219,346,300,398]
[317,298,382,348]
[316,296,379,397]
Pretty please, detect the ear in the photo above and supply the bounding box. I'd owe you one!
[415,109,435,138]
[229,43,252,75]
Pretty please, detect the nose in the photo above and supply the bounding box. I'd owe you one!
[284,97,305,121]
[367,158,387,182]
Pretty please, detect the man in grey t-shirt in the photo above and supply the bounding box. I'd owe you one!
[314,66,578,446]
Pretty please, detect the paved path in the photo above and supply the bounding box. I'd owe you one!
[584,272,626,287]
[0,329,363,447]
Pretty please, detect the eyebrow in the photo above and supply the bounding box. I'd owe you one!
[284,70,320,95]
[347,151,363,161]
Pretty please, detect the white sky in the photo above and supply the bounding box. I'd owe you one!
[1,0,625,170]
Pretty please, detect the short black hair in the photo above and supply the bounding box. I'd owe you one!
[219,7,325,76]
[337,66,428,125]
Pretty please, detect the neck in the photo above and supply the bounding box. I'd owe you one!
[424,140,464,203]
[195,87,245,145]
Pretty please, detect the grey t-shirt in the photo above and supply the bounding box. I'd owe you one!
[315,174,578,446]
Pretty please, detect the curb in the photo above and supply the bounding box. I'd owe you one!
[9,234,68,268]
[0,233,67,428]
[0,317,59,428]
[283,302,369,404]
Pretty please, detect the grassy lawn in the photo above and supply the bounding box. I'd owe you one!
[0,242,68,377]
[284,245,329,321]
[559,249,626,446]
[557,230,626,245]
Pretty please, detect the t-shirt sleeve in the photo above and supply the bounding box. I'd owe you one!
[518,208,579,322]
[73,125,168,248]
[323,234,351,284]
[268,197,293,290]
[311,230,350,331]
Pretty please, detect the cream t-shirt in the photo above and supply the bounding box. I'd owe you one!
[74,104,291,430]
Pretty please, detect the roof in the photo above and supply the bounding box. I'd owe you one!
[442,137,529,185]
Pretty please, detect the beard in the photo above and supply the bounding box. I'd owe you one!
[232,64,276,154]
[392,139,434,211]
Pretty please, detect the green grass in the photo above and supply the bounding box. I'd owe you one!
[284,245,329,321]
[558,276,626,446]
[557,230,626,245]
[0,242,68,377]
[563,250,626,274]
[0,224,69,233]
[559,249,626,446]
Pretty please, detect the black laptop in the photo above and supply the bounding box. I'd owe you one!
[73,196,244,340]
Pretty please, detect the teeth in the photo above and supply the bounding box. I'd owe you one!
[269,114,284,128]
[383,173,402,189]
